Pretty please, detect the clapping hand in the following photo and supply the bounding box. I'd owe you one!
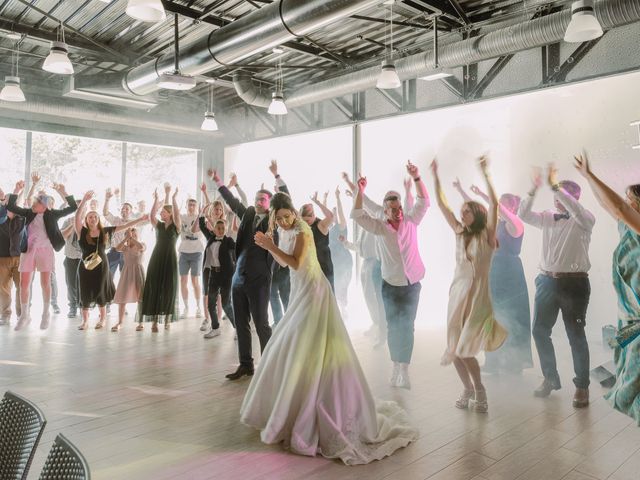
[254,231,275,250]
[573,151,591,178]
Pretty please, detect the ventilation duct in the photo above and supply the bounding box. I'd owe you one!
[122,0,381,97]
[234,0,640,109]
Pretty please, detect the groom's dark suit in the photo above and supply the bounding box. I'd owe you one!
[218,185,274,369]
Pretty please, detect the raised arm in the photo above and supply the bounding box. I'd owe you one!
[518,168,545,228]
[103,188,114,218]
[311,192,334,234]
[403,178,415,210]
[478,156,499,248]
[75,190,94,237]
[575,152,640,234]
[269,160,290,197]
[6,181,31,217]
[171,188,181,227]
[471,184,524,238]
[453,177,473,203]
[209,169,247,218]
[61,220,75,240]
[25,172,40,207]
[163,182,171,206]
[430,160,463,233]
[254,229,309,271]
[51,183,77,218]
[113,214,149,233]
[228,173,248,207]
[335,186,347,230]
[405,160,429,224]
[342,171,382,218]
[149,189,160,228]
[351,176,387,235]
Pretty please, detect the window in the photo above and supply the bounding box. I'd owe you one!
[0,127,26,193]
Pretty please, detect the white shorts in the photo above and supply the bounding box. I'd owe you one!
[19,247,55,273]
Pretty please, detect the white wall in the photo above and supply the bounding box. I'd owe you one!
[225,71,640,336]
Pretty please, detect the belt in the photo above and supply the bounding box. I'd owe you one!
[541,270,588,279]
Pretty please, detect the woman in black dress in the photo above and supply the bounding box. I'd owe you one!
[139,185,181,332]
[75,191,147,330]
[300,192,335,289]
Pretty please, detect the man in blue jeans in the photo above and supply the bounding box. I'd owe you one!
[519,164,594,408]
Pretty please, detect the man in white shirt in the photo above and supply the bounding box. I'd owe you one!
[178,198,205,319]
[519,164,594,408]
[351,161,429,389]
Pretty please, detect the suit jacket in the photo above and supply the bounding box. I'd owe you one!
[6,194,78,253]
[219,185,279,282]
[199,216,236,279]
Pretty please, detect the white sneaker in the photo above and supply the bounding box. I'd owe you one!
[14,313,31,331]
[390,362,400,387]
[199,319,209,331]
[195,308,203,319]
[396,363,411,390]
[180,308,189,319]
[40,312,50,330]
[204,328,221,339]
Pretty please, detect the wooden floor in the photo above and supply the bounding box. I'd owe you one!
[0,312,638,480]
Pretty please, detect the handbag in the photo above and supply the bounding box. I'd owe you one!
[83,236,102,271]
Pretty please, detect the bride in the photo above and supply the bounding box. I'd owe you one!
[241,192,418,465]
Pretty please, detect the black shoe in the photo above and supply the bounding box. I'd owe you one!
[225,365,254,380]
[67,309,77,319]
[534,379,561,398]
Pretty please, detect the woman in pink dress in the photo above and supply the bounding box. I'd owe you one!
[111,227,146,332]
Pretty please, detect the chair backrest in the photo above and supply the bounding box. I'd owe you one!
[0,390,47,480]
[38,433,91,480]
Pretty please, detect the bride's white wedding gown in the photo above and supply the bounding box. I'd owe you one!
[240,219,418,465]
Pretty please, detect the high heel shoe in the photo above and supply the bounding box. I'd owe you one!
[469,389,488,413]
[455,389,475,409]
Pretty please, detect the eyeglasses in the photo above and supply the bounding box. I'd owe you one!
[384,195,399,202]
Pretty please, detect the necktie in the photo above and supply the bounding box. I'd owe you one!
[253,214,262,230]
[553,212,570,221]
[213,238,223,242]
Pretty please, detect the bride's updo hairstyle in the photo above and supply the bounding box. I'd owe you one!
[268,192,298,235]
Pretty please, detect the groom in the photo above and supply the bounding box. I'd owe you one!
[210,167,289,380]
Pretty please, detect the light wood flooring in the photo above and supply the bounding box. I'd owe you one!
[0,313,638,480]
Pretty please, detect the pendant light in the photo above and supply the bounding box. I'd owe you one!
[268,58,287,115]
[157,14,196,90]
[377,1,401,90]
[201,85,218,131]
[42,22,74,75]
[564,0,603,43]
[126,0,166,23]
[1,42,25,102]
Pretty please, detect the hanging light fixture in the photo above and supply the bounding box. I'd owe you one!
[419,16,453,81]
[201,85,218,131]
[1,42,25,102]
[268,58,287,115]
[42,23,74,75]
[377,1,401,90]
[564,0,603,43]
[126,0,166,23]
[157,14,197,90]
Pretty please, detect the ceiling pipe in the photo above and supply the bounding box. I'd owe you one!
[234,0,640,109]
[123,0,381,97]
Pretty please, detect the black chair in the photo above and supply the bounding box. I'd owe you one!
[0,390,47,480]
[38,433,91,480]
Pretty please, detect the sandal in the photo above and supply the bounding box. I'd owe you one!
[111,324,122,332]
[455,389,475,409]
[469,389,488,413]
[95,320,105,330]
[77,322,88,331]
[135,324,144,332]
[151,323,159,333]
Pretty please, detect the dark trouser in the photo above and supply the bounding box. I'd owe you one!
[381,280,422,364]
[270,266,290,325]
[532,274,591,389]
[207,269,234,330]
[107,249,124,277]
[63,257,80,310]
[232,273,272,368]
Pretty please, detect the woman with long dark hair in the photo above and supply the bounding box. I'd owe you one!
[432,156,507,413]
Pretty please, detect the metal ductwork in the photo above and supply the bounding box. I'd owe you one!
[0,96,203,136]
[122,0,381,97]
[234,0,640,109]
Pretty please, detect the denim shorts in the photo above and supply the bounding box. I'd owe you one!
[179,252,203,276]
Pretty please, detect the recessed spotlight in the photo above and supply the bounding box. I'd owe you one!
[205,78,216,84]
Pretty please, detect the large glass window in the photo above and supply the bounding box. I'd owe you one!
[125,143,199,207]
[0,127,26,192]
[31,132,122,208]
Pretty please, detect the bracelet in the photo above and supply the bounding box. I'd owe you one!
[274,174,280,179]
[413,176,421,182]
